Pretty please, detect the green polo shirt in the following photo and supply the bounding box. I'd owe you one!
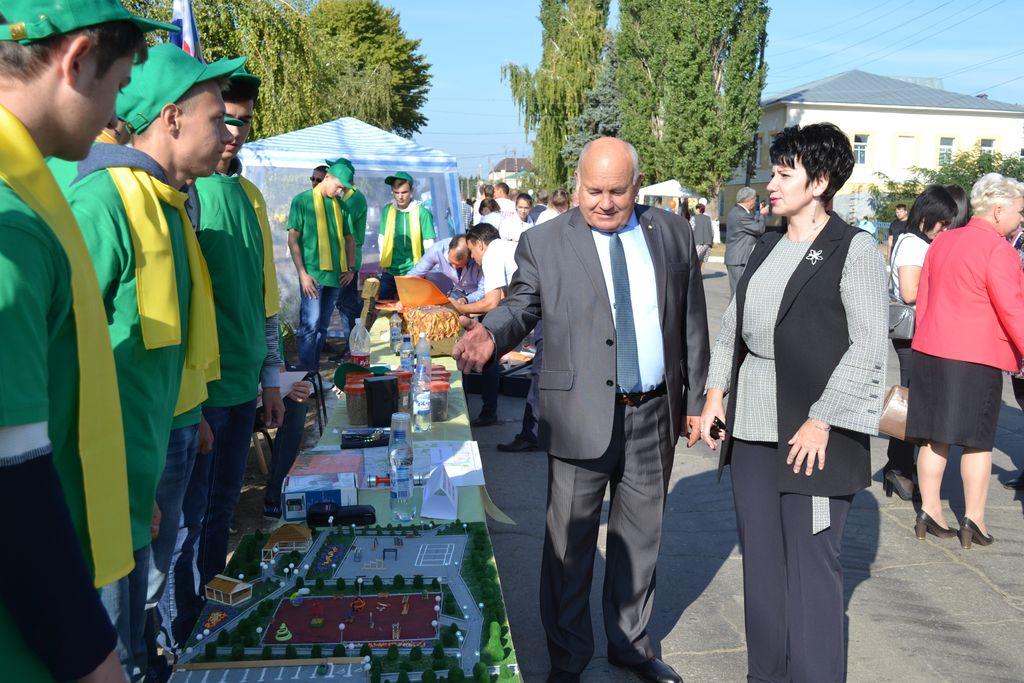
[69,169,191,550]
[46,156,79,189]
[380,203,436,276]
[0,181,95,682]
[194,173,268,407]
[287,188,349,288]
[343,187,368,271]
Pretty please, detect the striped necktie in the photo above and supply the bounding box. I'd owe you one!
[610,230,641,392]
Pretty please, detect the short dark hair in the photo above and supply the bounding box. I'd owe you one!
[536,189,550,204]
[895,203,907,211]
[695,203,706,214]
[223,78,259,106]
[448,234,468,249]
[769,123,854,203]
[495,182,510,195]
[481,184,494,198]
[0,18,147,81]
[479,198,500,215]
[549,189,570,211]
[905,185,957,244]
[467,223,500,245]
[313,165,328,173]
[943,184,970,229]
[515,192,533,206]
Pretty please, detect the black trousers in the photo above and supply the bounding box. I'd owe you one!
[541,395,672,673]
[731,439,852,683]
[885,338,916,476]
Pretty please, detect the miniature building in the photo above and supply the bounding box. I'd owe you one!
[205,575,253,606]
[261,523,313,561]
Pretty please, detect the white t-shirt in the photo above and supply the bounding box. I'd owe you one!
[535,207,562,225]
[890,232,929,304]
[495,197,517,220]
[481,239,519,294]
[499,215,533,242]
[480,212,503,228]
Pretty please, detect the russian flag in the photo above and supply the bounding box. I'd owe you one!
[170,0,203,62]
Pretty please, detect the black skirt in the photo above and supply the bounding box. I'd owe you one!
[904,350,1002,450]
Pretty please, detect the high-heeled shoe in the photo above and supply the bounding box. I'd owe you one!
[958,517,994,549]
[883,470,914,501]
[914,510,957,540]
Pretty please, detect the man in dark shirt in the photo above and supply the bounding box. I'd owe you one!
[887,203,908,260]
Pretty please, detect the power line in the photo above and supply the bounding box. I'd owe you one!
[767,0,914,59]
[938,46,1024,79]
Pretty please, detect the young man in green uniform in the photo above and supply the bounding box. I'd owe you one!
[287,160,356,369]
[329,158,370,340]
[0,2,172,681]
[377,171,436,300]
[164,65,287,651]
[66,43,239,681]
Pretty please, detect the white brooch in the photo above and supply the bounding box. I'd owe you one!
[806,249,823,265]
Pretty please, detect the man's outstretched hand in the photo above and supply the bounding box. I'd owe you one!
[452,316,495,373]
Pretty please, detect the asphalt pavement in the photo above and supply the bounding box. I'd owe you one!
[474,262,1024,683]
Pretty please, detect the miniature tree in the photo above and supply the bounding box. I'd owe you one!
[421,670,438,683]
[441,630,454,647]
[332,644,347,657]
[216,630,229,646]
[472,662,488,683]
[482,621,504,664]
[399,661,410,673]
[497,664,516,681]
[204,643,217,660]
[336,578,346,591]
[370,670,381,683]
[360,643,372,657]
[311,644,322,658]
[376,527,383,536]
[261,646,273,659]
[231,643,244,660]
[393,574,406,589]
[295,576,305,588]
[448,665,466,682]
[387,644,399,661]
[412,574,424,589]
[397,672,411,683]
[372,575,384,591]
[316,576,325,590]
[430,578,441,591]
[409,645,422,661]
[285,644,298,659]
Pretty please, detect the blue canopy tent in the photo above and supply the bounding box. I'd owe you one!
[238,117,461,325]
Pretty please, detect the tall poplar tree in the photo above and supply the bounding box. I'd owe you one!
[617,0,769,201]
[503,0,611,188]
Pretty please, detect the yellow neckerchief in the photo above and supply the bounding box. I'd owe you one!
[380,201,422,268]
[96,130,119,145]
[239,176,280,316]
[0,104,133,587]
[107,168,220,416]
[312,184,347,272]
[342,186,356,203]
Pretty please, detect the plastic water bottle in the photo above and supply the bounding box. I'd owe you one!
[389,312,403,353]
[415,332,432,370]
[412,361,432,433]
[388,413,415,522]
[349,318,370,368]
[399,335,414,372]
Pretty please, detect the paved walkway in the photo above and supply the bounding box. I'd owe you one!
[475,263,1024,682]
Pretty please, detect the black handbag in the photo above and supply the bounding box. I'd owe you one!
[888,236,916,340]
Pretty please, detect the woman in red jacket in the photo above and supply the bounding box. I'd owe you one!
[907,172,1024,548]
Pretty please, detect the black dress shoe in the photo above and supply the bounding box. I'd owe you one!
[959,516,994,549]
[546,669,581,683]
[471,411,499,427]
[497,436,541,452]
[609,656,682,683]
[914,510,956,540]
[1002,476,1024,490]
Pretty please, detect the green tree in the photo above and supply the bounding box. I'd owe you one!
[504,0,611,188]
[482,621,504,664]
[332,643,347,657]
[311,644,323,658]
[336,578,346,591]
[387,644,399,661]
[261,645,273,659]
[285,644,298,659]
[473,661,489,683]
[561,35,622,172]
[231,643,244,659]
[316,576,325,590]
[204,643,217,660]
[217,630,230,646]
[360,643,373,657]
[422,670,438,683]
[409,645,422,661]
[432,642,446,661]
[311,0,432,137]
[393,574,406,589]
[397,672,411,683]
[497,664,517,681]
[373,575,384,591]
[617,0,768,201]
[448,665,466,682]
[412,575,424,589]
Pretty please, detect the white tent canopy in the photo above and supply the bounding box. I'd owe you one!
[238,117,461,325]
[637,179,697,203]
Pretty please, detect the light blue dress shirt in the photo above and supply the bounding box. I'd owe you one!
[590,211,665,392]
[407,237,485,302]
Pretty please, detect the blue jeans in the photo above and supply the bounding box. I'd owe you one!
[169,400,258,644]
[335,272,361,340]
[149,424,199,656]
[101,545,152,682]
[264,396,310,508]
[298,281,340,370]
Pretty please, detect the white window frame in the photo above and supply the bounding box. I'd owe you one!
[939,137,955,165]
[853,134,868,165]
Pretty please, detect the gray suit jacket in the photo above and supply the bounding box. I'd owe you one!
[692,213,714,246]
[482,205,710,460]
[724,204,765,266]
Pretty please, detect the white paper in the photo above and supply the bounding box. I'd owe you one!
[360,441,485,488]
[420,463,458,519]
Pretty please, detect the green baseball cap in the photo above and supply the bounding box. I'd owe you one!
[0,0,177,43]
[230,65,261,90]
[225,116,246,127]
[325,158,355,187]
[117,43,246,135]
[385,171,414,187]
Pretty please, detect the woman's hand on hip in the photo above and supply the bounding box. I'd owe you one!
[787,418,830,475]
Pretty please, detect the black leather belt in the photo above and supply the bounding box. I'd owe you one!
[616,382,666,407]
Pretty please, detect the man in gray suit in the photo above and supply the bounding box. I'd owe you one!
[453,138,710,683]
[724,186,769,294]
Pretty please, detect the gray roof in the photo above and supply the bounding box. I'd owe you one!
[764,70,1024,113]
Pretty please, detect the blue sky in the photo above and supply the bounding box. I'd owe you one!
[393,0,1024,176]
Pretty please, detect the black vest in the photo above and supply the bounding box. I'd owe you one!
[717,216,872,497]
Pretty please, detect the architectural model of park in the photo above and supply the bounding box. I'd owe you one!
[169,522,519,683]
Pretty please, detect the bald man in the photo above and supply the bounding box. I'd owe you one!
[454,137,710,683]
